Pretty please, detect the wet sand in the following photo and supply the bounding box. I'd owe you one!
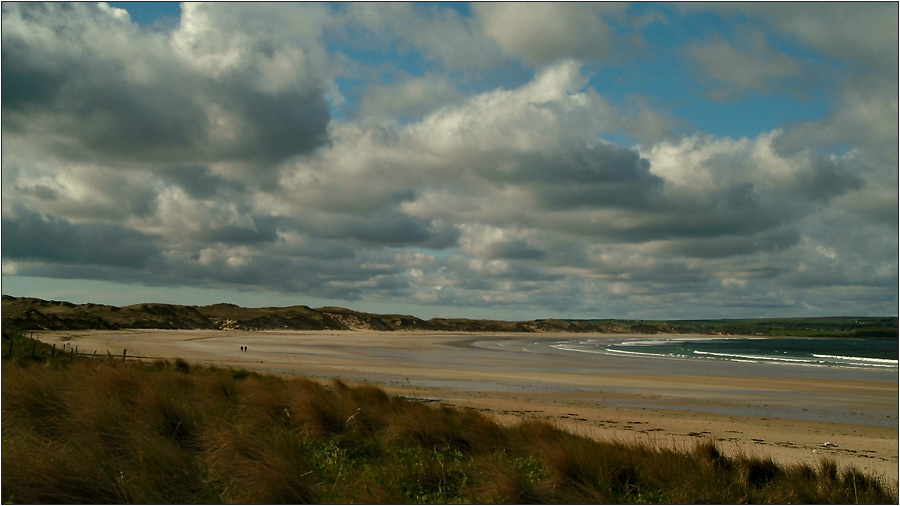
[35,329,898,484]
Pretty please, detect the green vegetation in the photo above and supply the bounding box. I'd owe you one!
[4,295,897,336]
[2,331,895,504]
[671,317,899,338]
[566,316,898,338]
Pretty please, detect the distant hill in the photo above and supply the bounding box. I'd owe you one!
[2,296,896,337]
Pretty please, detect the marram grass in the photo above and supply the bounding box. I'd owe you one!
[2,336,896,504]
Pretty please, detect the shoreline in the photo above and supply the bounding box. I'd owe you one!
[31,329,899,484]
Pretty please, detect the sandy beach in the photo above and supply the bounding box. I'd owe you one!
[34,329,899,484]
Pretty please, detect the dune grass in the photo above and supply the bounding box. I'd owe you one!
[1,333,896,504]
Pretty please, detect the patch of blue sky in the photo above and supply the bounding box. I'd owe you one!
[108,2,180,27]
[593,26,832,140]
[587,57,687,104]
[402,246,457,261]
[335,43,431,85]
[672,90,830,140]
[328,76,359,121]
[101,2,835,145]
[436,2,471,17]
[328,42,432,117]
[668,5,745,40]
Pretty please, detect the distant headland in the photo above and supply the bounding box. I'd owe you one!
[2,295,895,337]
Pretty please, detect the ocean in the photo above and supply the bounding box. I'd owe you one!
[551,336,898,372]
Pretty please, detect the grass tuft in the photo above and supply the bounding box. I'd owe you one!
[2,344,896,504]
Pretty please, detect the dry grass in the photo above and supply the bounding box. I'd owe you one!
[2,341,896,504]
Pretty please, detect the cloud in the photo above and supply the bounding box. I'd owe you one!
[676,4,898,164]
[1,148,159,222]
[2,212,162,268]
[337,3,504,72]
[474,3,630,66]
[262,61,876,316]
[457,224,547,260]
[638,132,864,241]
[2,3,208,160]
[358,74,462,120]
[1,2,331,170]
[1,3,895,319]
[742,3,898,79]
[680,29,805,99]
[160,166,242,201]
[402,60,596,155]
[773,77,899,164]
[682,3,898,79]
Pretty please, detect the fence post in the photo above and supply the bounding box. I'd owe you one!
[123,349,127,361]
[51,343,56,359]
[32,338,37,358]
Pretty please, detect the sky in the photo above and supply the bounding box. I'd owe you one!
[1,2,898,320]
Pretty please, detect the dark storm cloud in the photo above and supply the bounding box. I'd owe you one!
[548,182,789,244]
[564,165,853,246]
[501,145,666,211]
[1,2,331,167]
[654,183,791,238]
[7,262,167,286]
[516,144,655,186]
[1,3,895,319]
[159,249,411,301]
[660,227,801,258]
[484,238,547,260]
[453,263,563,292]
[1,4,209,159]
[214,84,331,164]
[6,162,160,222]
[2,213,161,268]
[162,166,241,200]
[270,237,358,262]
[61,82,210,160]
[298,211,459,249]
[1,51,67,111]
[194,215,283,246]
[789,153,864,202]
[19,184,59,202]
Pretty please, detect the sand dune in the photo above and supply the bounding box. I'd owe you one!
[35,329,898,483]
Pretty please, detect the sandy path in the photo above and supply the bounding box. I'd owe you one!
[35,329,898,485]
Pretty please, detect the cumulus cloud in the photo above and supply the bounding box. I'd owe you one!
[2,2,331,171]
[263,60,875,313]
[358,74,463,120]
[734,3,898,79]
[681,30,805,99]
[773,77,899,164]
[337,2,504,71]
[1,3,895,318]
[474,3,630,66]
[3,212,162,268]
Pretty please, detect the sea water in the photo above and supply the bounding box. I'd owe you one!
[552,337,898,371]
